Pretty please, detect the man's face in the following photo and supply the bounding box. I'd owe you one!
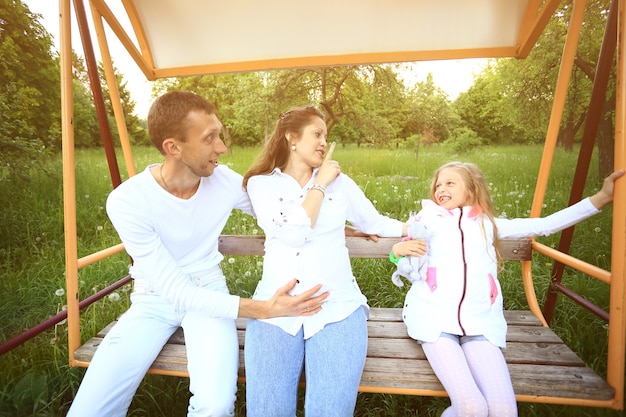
[176,110,227,177]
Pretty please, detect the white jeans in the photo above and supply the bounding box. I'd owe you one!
[67,269,239,417]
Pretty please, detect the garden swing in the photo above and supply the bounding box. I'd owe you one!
[60,0,625,411]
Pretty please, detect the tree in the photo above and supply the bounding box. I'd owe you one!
[454,66,524,145]
[269,65,409,147]
[0,0,60,177]
[153,72,268,147]
[99,62,149,146]
[404,73,456,146]
[459,0,612,178]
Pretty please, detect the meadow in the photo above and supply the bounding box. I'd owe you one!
[0,143,622,416]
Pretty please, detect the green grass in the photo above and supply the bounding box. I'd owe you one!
[0,143,622,416]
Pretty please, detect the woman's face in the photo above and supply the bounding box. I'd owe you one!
[434,167,470,210]
[290,116,328,168]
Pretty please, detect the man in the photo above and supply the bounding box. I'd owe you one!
[67,91,328,417]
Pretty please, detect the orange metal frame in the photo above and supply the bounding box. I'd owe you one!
[59,0,626,410]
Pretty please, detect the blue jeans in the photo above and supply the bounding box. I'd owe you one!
[244,307,367,417]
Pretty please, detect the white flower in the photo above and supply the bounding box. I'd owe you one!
[244,271,251,277]
[97,225,103,231]
[594,227,601,233]
[55,288,65,297]
[228,257,235,264]
[108,292,121,302]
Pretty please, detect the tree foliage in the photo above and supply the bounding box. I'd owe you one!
[154,65,420,148]
[8,0,610,181]
[98,62,149,146]
[0,0,60,178]
[458,0,612,178]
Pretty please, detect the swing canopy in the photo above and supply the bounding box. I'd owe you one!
[91,0,547,79]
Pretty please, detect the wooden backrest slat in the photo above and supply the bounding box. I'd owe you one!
[218,235,532,261]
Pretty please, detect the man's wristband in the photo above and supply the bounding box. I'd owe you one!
[389,251,404,265]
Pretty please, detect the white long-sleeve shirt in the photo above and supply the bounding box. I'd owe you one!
[106,164,253,318]
[247,168,404,339]
[402,197,600,347]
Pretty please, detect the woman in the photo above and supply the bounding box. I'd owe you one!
[242,106,407,416]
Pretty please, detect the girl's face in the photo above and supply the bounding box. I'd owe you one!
[290,116,328,168]
[434,167,470,210]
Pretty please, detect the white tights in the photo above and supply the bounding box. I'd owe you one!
[422,336,518,417]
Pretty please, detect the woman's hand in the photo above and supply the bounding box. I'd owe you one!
[345,225,379,242]
[315,142,340,187]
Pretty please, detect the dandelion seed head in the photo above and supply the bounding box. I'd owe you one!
[108,292,121,302]
[228,257,235,264]
[594,227,601,233]
[55,288,65,297]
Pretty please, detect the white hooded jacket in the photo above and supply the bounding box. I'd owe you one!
[402,197,600,347]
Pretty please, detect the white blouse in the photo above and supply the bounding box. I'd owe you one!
[247,168,404,338]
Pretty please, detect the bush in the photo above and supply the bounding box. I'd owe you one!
[446,127,486,154]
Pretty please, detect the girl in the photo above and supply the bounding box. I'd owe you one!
[390,161,623,417]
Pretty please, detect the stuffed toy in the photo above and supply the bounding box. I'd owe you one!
[391,220,429,287]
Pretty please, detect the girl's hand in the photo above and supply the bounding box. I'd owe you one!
[590,169,624,209]
[392,239,428,258]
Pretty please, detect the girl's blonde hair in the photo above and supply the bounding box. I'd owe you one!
[431,161,502,265]
[243,105,324,189]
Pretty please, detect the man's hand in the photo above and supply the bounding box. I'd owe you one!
[264,279,329,318]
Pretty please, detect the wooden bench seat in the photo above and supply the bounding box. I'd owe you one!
[74,307,614,403]
[72,236,615,405]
